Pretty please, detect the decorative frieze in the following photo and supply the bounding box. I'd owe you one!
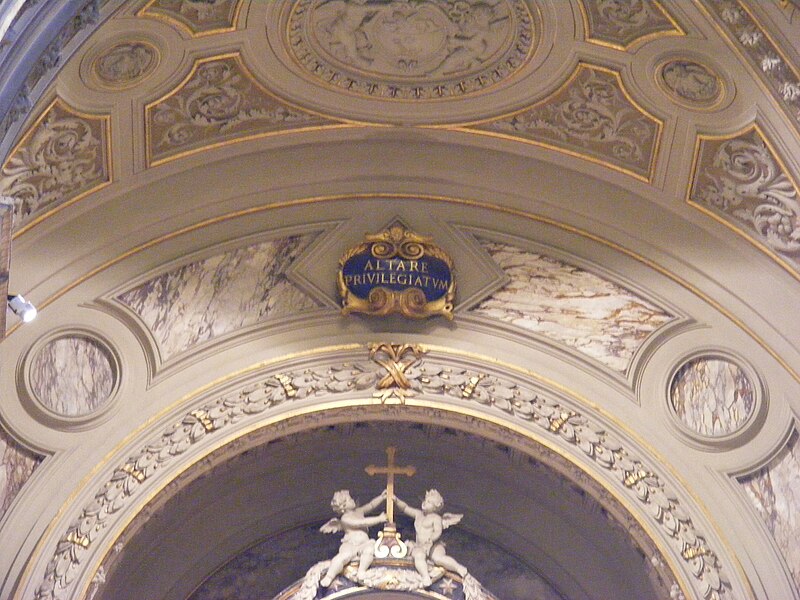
[0,100,110,234]
[145,54,337,165]
[689,126,800,275]
[470,241,672,372]
[580,0,683,50]
[470,64,661,181]
[116,236,322,361]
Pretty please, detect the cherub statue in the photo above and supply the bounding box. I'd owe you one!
[394,489,469,586]
[319,489,387,586]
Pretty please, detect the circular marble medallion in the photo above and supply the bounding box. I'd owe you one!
[285,0,535,99]
[28,334,117,417]
[657,59,722,108]
[669,356,755,438]
[91,41,159,89]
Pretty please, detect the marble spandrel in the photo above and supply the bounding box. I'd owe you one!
[0,427,42,519]
[471,241,672,372]
[117,236,321,360]
[29,336,115,416]
[740,431,800,590]
[670,357,754,437]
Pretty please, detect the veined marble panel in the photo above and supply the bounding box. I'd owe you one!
[740,431,800,590]
[580,0,682,49]
[0,427,42,520]
[29,336,116,417]
[670,357,755,437]
[139,0,242,35]
[0,201,10,337]
[146,55,336,166]
[470,241,672,372]
[117,236,321,361]
[472,64,661,181]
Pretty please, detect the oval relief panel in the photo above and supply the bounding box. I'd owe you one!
[285,0,536,99]
[669,355,756,438]
[89,40,159,90]
[657,59,723,109]
[27,334,117,418]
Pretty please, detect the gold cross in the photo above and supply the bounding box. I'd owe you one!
[365,446,416,524]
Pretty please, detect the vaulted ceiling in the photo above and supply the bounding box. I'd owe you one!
[1,1,800,600]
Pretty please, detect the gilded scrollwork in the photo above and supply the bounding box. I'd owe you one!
[285,0,536,99]
[689,127,800,271]
[0,100,110,233]
[473,64,661,181]
[146,54,336,165]
[138,0,242,35]
[580,0,683,50]
[35,349,731,600]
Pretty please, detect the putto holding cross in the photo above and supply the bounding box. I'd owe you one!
[300,446,489,600]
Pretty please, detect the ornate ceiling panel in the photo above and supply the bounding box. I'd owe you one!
[0,100,110,235]
[137,0,243,36]
[579,0,684,50]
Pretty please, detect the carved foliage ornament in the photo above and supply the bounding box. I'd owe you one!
[581,0,683,49]
[138,0,242,35]
[0,100,110,233]
[35,347,730,600]
[689,127,800,272]
[146,54,334,165]
[338,225,456,320]
[285,0,535,99]
[474,64,661,180]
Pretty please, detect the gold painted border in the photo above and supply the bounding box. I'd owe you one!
[438,62,664,182]
[577,0,685,52]
[136,0,244,38]
[686,123,800,285]
[5,98,113,239]
[143,52,371,168]
[281,0,541,103]
[6,192,799,391]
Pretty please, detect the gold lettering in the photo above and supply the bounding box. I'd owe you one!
[395,260,406,271]
[389,273,397,284]
[409,261,419,272]
[421,262,429,273]
[364,260,374,271]
[376,260,386,271]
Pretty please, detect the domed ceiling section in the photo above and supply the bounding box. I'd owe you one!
[1,2,800,600]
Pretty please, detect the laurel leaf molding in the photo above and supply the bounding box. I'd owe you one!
[27,345,740,600]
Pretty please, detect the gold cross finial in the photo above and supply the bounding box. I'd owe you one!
[365,446,415,524]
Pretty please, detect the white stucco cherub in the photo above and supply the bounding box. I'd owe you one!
[319,489,387,587]
[394,489,468,586]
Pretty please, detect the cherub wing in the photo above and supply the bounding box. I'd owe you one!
[320,518,343,534]
[441,513,463,529]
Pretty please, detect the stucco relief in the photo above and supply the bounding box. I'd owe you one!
[689,127,800,273]
[470,241,672,372]
[740,431,800,591]
[91,41,158,89]
[701,0,800,133]
[0,101,110,233]
[472,64,661,180]
[285,0,535,99]
[34,351,730,600]
[658,59,722,108]
[146,54,336,165]
[0,427,42,521]
[669,356,755,437]
[116,236,322,361]
[28,335,116,417]
[138,0,242,35]
[580,0,682,49]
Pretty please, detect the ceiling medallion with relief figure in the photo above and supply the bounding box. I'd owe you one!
[286,0,536,99]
